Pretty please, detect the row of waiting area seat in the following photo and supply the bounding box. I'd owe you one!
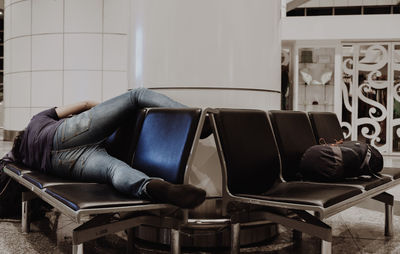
[3,108,400,254]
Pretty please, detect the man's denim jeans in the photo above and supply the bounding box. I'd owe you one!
[50,88,185,198]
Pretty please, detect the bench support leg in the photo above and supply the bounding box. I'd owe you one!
[21,200,30,233]
[372,192,394,237]
[126,228,135,254]
[72,243,83,254]
[292,229,302,241]
[321,240,332,254]
[231,222,240,254]
[21,191,37,234]
[170,228,181,254]
[385,203,393,237]
[313,211,332,254]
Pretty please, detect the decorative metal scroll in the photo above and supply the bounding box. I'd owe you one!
[341,43,399,154]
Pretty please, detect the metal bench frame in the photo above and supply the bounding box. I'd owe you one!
[207,108,399,254]
[4,108,208,254]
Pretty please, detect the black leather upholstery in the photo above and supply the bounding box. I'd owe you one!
[132,108,201,184]
[332,176,391,190]
[268,110,396,190]
[213,109,280,194]
[105,109,147,164]
[268,110,317,181]
[22,171,86,189]
[45,184,150,211]
[308,112,345,143]
[5,163,32,176]
[381,168,400,180]
[240,182,362,208]
[212,109,362,208]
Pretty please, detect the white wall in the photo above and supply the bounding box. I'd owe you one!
[282,14,400,41]
[4,0,130,131]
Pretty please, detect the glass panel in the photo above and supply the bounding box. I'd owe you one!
[392,44,400,152]
[298,47,335,112]
[341,45,354,140]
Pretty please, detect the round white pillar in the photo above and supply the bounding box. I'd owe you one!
[129,0,282,110]
[4,0,130,139]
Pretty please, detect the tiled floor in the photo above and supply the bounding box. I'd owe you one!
[2,135,400,253]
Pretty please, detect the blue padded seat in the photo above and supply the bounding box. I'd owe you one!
[45,184,149,211]
[5,163,32,176]
[45,108,202,211]
[213,109,362,205]
[132,108,201,184]
[105,109,147,164]
[22,171,87,189]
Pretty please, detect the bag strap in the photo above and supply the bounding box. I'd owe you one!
[319,138,344,145]
[0,177,11,197]
[360,147,371,169]
[362,146,383,179]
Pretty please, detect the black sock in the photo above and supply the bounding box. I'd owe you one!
[146,179,206,209]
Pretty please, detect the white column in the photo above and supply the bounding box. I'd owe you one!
[4,0,130,138]
[129,0,282,110]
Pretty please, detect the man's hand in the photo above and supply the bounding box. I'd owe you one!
[55,100,99,119]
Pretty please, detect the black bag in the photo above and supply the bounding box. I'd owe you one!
[300,141,383,182]
[0,166,22,219]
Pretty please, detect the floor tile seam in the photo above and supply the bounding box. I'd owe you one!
[348,236,400,242]
[339,214,364,252]
[56,222,75,231]
[333,235,400,241]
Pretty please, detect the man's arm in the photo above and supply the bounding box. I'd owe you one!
[55,101,99,119]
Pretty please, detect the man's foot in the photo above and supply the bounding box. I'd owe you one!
[146,179,206,209]
[200,115,213,139]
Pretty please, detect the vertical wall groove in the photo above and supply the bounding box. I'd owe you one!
[4,0,130,135]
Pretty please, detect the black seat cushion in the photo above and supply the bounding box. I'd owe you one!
[239,182,362,208]
[381,167,400,180]
[308,112,345,144]
[213,109,280,194]
[45,184,151,211]
[331,175,392,190]
[22,171,87,189]
[5,163,32,176]
[268,111,317,181]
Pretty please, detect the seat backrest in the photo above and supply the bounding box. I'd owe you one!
[268,110,317,181]
[131,108,201,184]
[308,112,344,144]
[212,109,280,195]
[105,109,147,164]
